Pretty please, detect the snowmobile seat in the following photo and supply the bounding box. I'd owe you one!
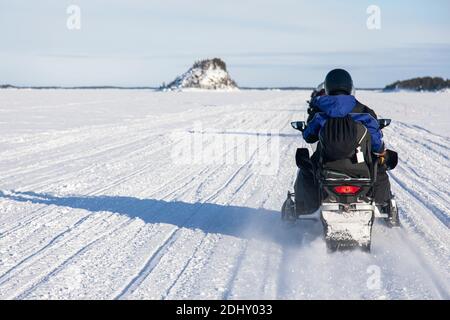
[321,169,370,181]
[321,158,371,179]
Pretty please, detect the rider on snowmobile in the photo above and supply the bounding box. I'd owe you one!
[295,69,393,214]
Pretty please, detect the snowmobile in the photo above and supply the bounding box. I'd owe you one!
[281,117,399,252]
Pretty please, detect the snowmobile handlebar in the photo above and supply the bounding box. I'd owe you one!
[378,119,391,129]
[291,121,307,132]
[291,119,391,133]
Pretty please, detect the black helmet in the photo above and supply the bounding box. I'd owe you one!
[324,69,354,95]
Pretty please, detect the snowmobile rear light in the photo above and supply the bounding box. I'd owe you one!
[333,185,361,195]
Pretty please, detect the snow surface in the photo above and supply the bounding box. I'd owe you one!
[0,89,448,300]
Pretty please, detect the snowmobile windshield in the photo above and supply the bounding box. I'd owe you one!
[316,82,325,91]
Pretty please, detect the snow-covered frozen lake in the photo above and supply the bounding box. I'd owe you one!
[0,89,448,299]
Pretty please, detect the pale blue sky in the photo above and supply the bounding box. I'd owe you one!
[1,0,449,87]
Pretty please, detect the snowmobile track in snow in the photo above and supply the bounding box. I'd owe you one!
[0,90,448,299]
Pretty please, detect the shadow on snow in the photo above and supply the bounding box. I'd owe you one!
[0,190,323,247]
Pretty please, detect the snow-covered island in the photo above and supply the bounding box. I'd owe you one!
[161,58,238,91]
[384,76,450,92]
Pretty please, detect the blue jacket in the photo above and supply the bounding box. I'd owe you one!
[303,95,384,152]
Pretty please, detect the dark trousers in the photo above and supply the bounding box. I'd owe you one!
[373,165,392,204]
[294,150,320,214]
[294,151,392,214]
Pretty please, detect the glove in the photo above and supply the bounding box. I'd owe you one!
[308,95,321,109]
[311,88,326,99]
[307,106,318,115]
[374,149,387,166]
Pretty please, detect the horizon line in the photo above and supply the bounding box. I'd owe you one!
[0,84,384,91]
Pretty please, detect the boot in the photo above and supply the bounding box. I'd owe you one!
[381,197,400,228]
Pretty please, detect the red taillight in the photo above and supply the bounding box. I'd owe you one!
[334,185,361,195]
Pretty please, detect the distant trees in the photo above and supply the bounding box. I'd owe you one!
[384,77,450,91]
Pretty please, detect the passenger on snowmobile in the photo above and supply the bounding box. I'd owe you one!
[294,69,394,217]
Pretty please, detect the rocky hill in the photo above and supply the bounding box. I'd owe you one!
[162,58,238,90]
